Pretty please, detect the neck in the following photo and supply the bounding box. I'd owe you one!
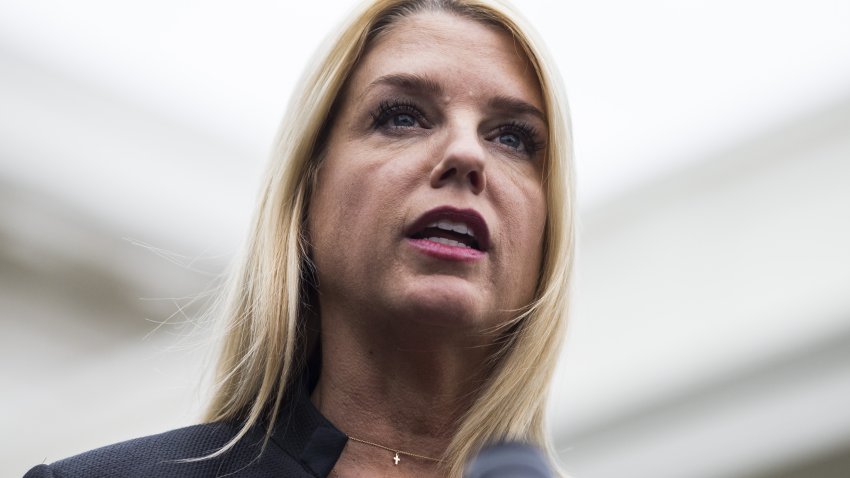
[311,301,498,477]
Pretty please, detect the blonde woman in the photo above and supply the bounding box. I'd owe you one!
[25,0,573,477]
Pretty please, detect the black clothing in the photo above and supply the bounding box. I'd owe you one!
[23,377,348,477]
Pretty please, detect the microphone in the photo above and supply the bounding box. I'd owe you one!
[464,442,553,478]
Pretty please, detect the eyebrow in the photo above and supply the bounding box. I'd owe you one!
[488,95,547,125]
[363,73,444,98]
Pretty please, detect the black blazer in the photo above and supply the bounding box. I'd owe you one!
[23,379,348,478]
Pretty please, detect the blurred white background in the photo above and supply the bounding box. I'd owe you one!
[2,1,849,477]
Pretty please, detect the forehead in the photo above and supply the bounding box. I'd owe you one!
[347,11,544,111]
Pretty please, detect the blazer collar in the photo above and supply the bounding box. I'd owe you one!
[269,372,347,477]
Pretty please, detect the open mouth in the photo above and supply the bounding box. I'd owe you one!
[410,219,481,250]
[406,207,491,252]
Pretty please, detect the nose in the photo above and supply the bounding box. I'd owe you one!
[429,121,486,195]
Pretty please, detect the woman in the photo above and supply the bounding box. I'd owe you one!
[25,0,574,476]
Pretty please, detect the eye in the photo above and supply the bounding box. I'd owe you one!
[497,132,523,150]
[392,113,417,128]
[492,121,544,157]
[370,99,428,131]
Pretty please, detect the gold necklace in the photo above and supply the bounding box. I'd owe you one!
[346,435,443,466]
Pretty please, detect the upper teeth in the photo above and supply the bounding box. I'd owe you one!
[428,220,475,237]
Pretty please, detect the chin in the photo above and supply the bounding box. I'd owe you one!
[390,275,490,329]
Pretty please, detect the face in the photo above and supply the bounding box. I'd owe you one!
[308,11,548,331]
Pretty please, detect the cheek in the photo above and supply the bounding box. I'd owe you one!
[311,144,371,230]
[308,157,363,283]
[307,149,411,277]
[517,191,547,268]
[499,177,547,299]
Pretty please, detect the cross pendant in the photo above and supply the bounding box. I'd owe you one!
[393,452,400,465]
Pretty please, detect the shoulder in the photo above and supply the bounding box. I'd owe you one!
[23,422,305,478]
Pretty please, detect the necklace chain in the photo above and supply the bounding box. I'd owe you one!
[346,435,443,465]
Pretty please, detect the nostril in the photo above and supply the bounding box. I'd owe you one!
[429,155,485,192]
[468,170,483,191]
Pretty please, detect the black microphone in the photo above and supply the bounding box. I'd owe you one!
[464,442,554,478]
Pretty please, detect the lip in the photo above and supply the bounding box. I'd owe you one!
[404,206,491,260]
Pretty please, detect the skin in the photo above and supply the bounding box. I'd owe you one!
[308,11,548,477]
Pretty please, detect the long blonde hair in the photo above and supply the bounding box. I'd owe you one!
[203,1,574,476]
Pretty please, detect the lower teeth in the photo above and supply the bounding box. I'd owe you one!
[426,237,469,248]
